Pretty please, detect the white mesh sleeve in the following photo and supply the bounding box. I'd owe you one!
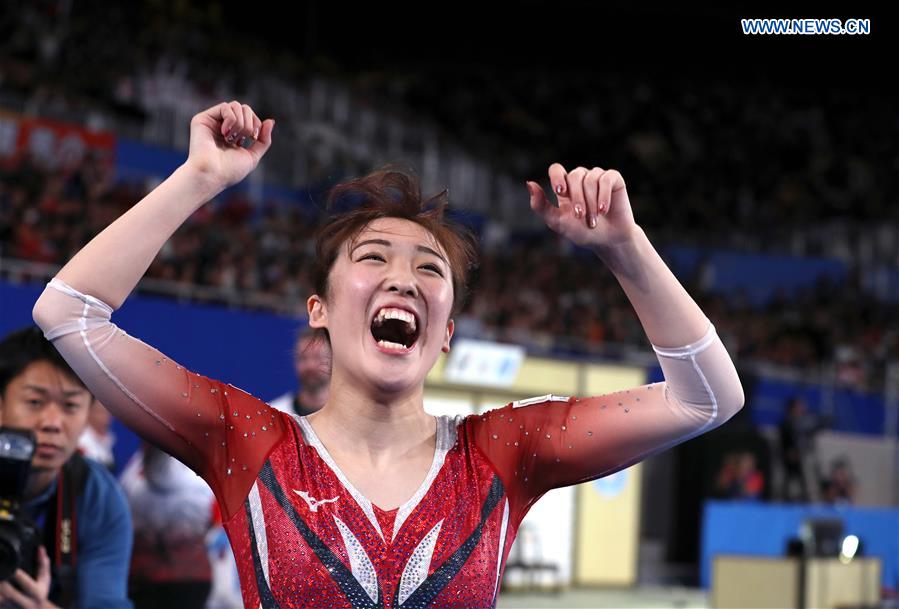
[32,279,284,517]
[468,318,745,517]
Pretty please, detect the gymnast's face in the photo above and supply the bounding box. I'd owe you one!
[307,217,454,398]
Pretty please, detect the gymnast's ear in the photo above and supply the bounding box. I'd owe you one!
[307,295,327,329]
[441,318,454,353]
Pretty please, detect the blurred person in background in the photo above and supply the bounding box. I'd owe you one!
[77,399,116,470]
[31,101,744,607]
[733,452,764,500]
[120,443,216,609]
[778,395,826,502]
[268,326,331,415]
[0,327,132,609]
[820,456,857,505]
[714,453,741,498]
[714,451,763,500]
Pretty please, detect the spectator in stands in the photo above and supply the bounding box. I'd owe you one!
[778,396,825,502]
[821,456,857,505]
[77,399,117,470]
[714,453,740,498]
[120,443,216,609]
[734,452,764,500]
[268,326,331,416]
[714,451,764,500]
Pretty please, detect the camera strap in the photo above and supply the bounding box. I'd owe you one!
[42,452,89,609]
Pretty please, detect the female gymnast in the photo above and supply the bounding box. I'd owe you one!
[30,101,744,608]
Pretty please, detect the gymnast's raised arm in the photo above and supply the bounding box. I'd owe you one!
[47,102,273,309]
[468,165,745,518]
[31,103,277,502]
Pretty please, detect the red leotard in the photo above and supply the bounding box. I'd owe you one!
[33,278,743,608]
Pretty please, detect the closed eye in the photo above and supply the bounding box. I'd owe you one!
[359,254,444,276]
[359,253,385,262]
[421,264,444,276]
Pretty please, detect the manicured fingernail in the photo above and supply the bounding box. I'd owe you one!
[574,205,583,218]
[598,203,605,213]
[555,184,564,195]
[253,127,260,139]
[589,215,597,228]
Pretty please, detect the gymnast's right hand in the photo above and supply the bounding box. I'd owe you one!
[184,100,275,193]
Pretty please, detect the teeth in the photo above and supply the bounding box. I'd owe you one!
[374,307,417,332]
[377,339,410,351]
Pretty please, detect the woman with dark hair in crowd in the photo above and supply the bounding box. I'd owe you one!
[29,101,744,608]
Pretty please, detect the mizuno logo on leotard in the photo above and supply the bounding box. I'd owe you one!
[294,490,339,512]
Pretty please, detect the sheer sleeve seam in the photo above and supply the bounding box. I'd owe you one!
[43,278,186,442]
[659,335,722,436]
[664,363,718,433]
[47,278,115,313]
[651,319,716,359]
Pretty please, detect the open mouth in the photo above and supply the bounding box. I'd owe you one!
[370,307,420,352]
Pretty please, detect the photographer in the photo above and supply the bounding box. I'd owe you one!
[0,327,132,609]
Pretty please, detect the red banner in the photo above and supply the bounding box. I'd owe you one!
[0,111,115,169]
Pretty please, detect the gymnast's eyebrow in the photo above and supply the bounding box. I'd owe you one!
[350,239,448,266]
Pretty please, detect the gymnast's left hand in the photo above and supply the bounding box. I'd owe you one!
[526,164,638,251]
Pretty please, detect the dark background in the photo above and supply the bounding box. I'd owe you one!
[233,2,893,83]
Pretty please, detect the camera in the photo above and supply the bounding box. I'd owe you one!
[0,427,39,582]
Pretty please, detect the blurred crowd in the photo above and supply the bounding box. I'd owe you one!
[1,153,896,394]
[1,0,897,395]
[3,2,896,256]
[364,71,898,246]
